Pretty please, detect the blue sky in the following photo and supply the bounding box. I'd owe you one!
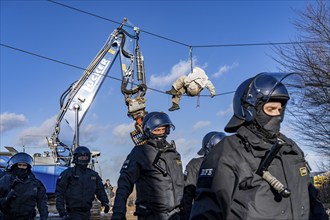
[0,0,322,183]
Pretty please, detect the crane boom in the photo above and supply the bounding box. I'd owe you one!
[48,18,147,165]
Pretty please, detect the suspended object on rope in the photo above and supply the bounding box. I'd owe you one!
[189,46,200,108]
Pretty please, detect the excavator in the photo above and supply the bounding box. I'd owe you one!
[27,18,148,194]
[0,18,149,218]
[47,17,147,166]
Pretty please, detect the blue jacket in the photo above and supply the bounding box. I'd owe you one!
[0,172,48,220]
[55,165,108,214]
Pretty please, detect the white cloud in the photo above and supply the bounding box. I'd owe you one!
[193,121,211,130]
[112,122,135,145]
[149,58,197,88]
[16,116,56,148]
[112,122,135,138]
[99,154,128,182]
[0,112,28,133]
[212,61,239,78]
[12,116,106,149]
[175,137,200,167]
[80,124,108,144]
[216,104,233,117]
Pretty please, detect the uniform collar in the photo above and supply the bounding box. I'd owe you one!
[237,126,276,157]
[237,126,299,157]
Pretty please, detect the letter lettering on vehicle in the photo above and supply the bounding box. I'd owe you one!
[83,58,110,93]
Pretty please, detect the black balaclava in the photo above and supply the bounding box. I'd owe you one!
[248,100,285,141]
[149,135,167,149]
[75,158,89,170]
[148,126,170,149]
[255,104,282,135]
[12,164,29,180]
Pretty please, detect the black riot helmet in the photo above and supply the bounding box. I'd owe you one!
[72,146,91,166]
[7,152,33,170]
[225,72,305,133]
[198,131,226,156]
[142,111,175,139]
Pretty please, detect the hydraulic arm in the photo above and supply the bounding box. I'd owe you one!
[47,18,147,165]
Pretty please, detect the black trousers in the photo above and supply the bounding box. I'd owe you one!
[137,211,181,220]
[68,211,91,220]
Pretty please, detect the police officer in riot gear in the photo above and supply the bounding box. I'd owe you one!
[111,111,184,220]
[55,146,110,220]
[182,131,226,220]
[0,152,48,220]
[190,73,328,220]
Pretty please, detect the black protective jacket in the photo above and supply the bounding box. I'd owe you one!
[55,165,109,214]
[0,172,48,220]
[190,126,328,220]
[112,140,184,219]
[182,157,203,220]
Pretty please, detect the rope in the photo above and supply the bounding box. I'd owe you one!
[189,47,200,108]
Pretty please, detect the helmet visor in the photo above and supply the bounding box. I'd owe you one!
[8,152,33,169]
[246,72,305,109]
[145,113,175,132]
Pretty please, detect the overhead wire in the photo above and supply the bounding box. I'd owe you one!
[3,1,326,98]
[47,0,326,49]
[0,43,234,97]
[47,0,191,48]
[45,0,326,100]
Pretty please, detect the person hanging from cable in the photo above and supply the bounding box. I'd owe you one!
[166,67,216,111]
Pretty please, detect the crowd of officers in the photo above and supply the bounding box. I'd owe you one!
[0,72,329,220]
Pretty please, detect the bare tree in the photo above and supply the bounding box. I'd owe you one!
[273,0,330,165]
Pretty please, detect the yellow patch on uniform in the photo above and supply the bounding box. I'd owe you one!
[300,167,308,176]
[176,160,182,166]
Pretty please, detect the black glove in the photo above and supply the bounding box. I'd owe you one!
[62,215,69,220]
[59,211,69,220]
[111,212,126,220]
[6,189,17,201]
[103,203,110,213]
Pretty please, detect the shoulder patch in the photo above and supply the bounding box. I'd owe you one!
[300,167,308,176]
[197,168,214,188]
[199,168,214,177]
[122,159,130,169]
